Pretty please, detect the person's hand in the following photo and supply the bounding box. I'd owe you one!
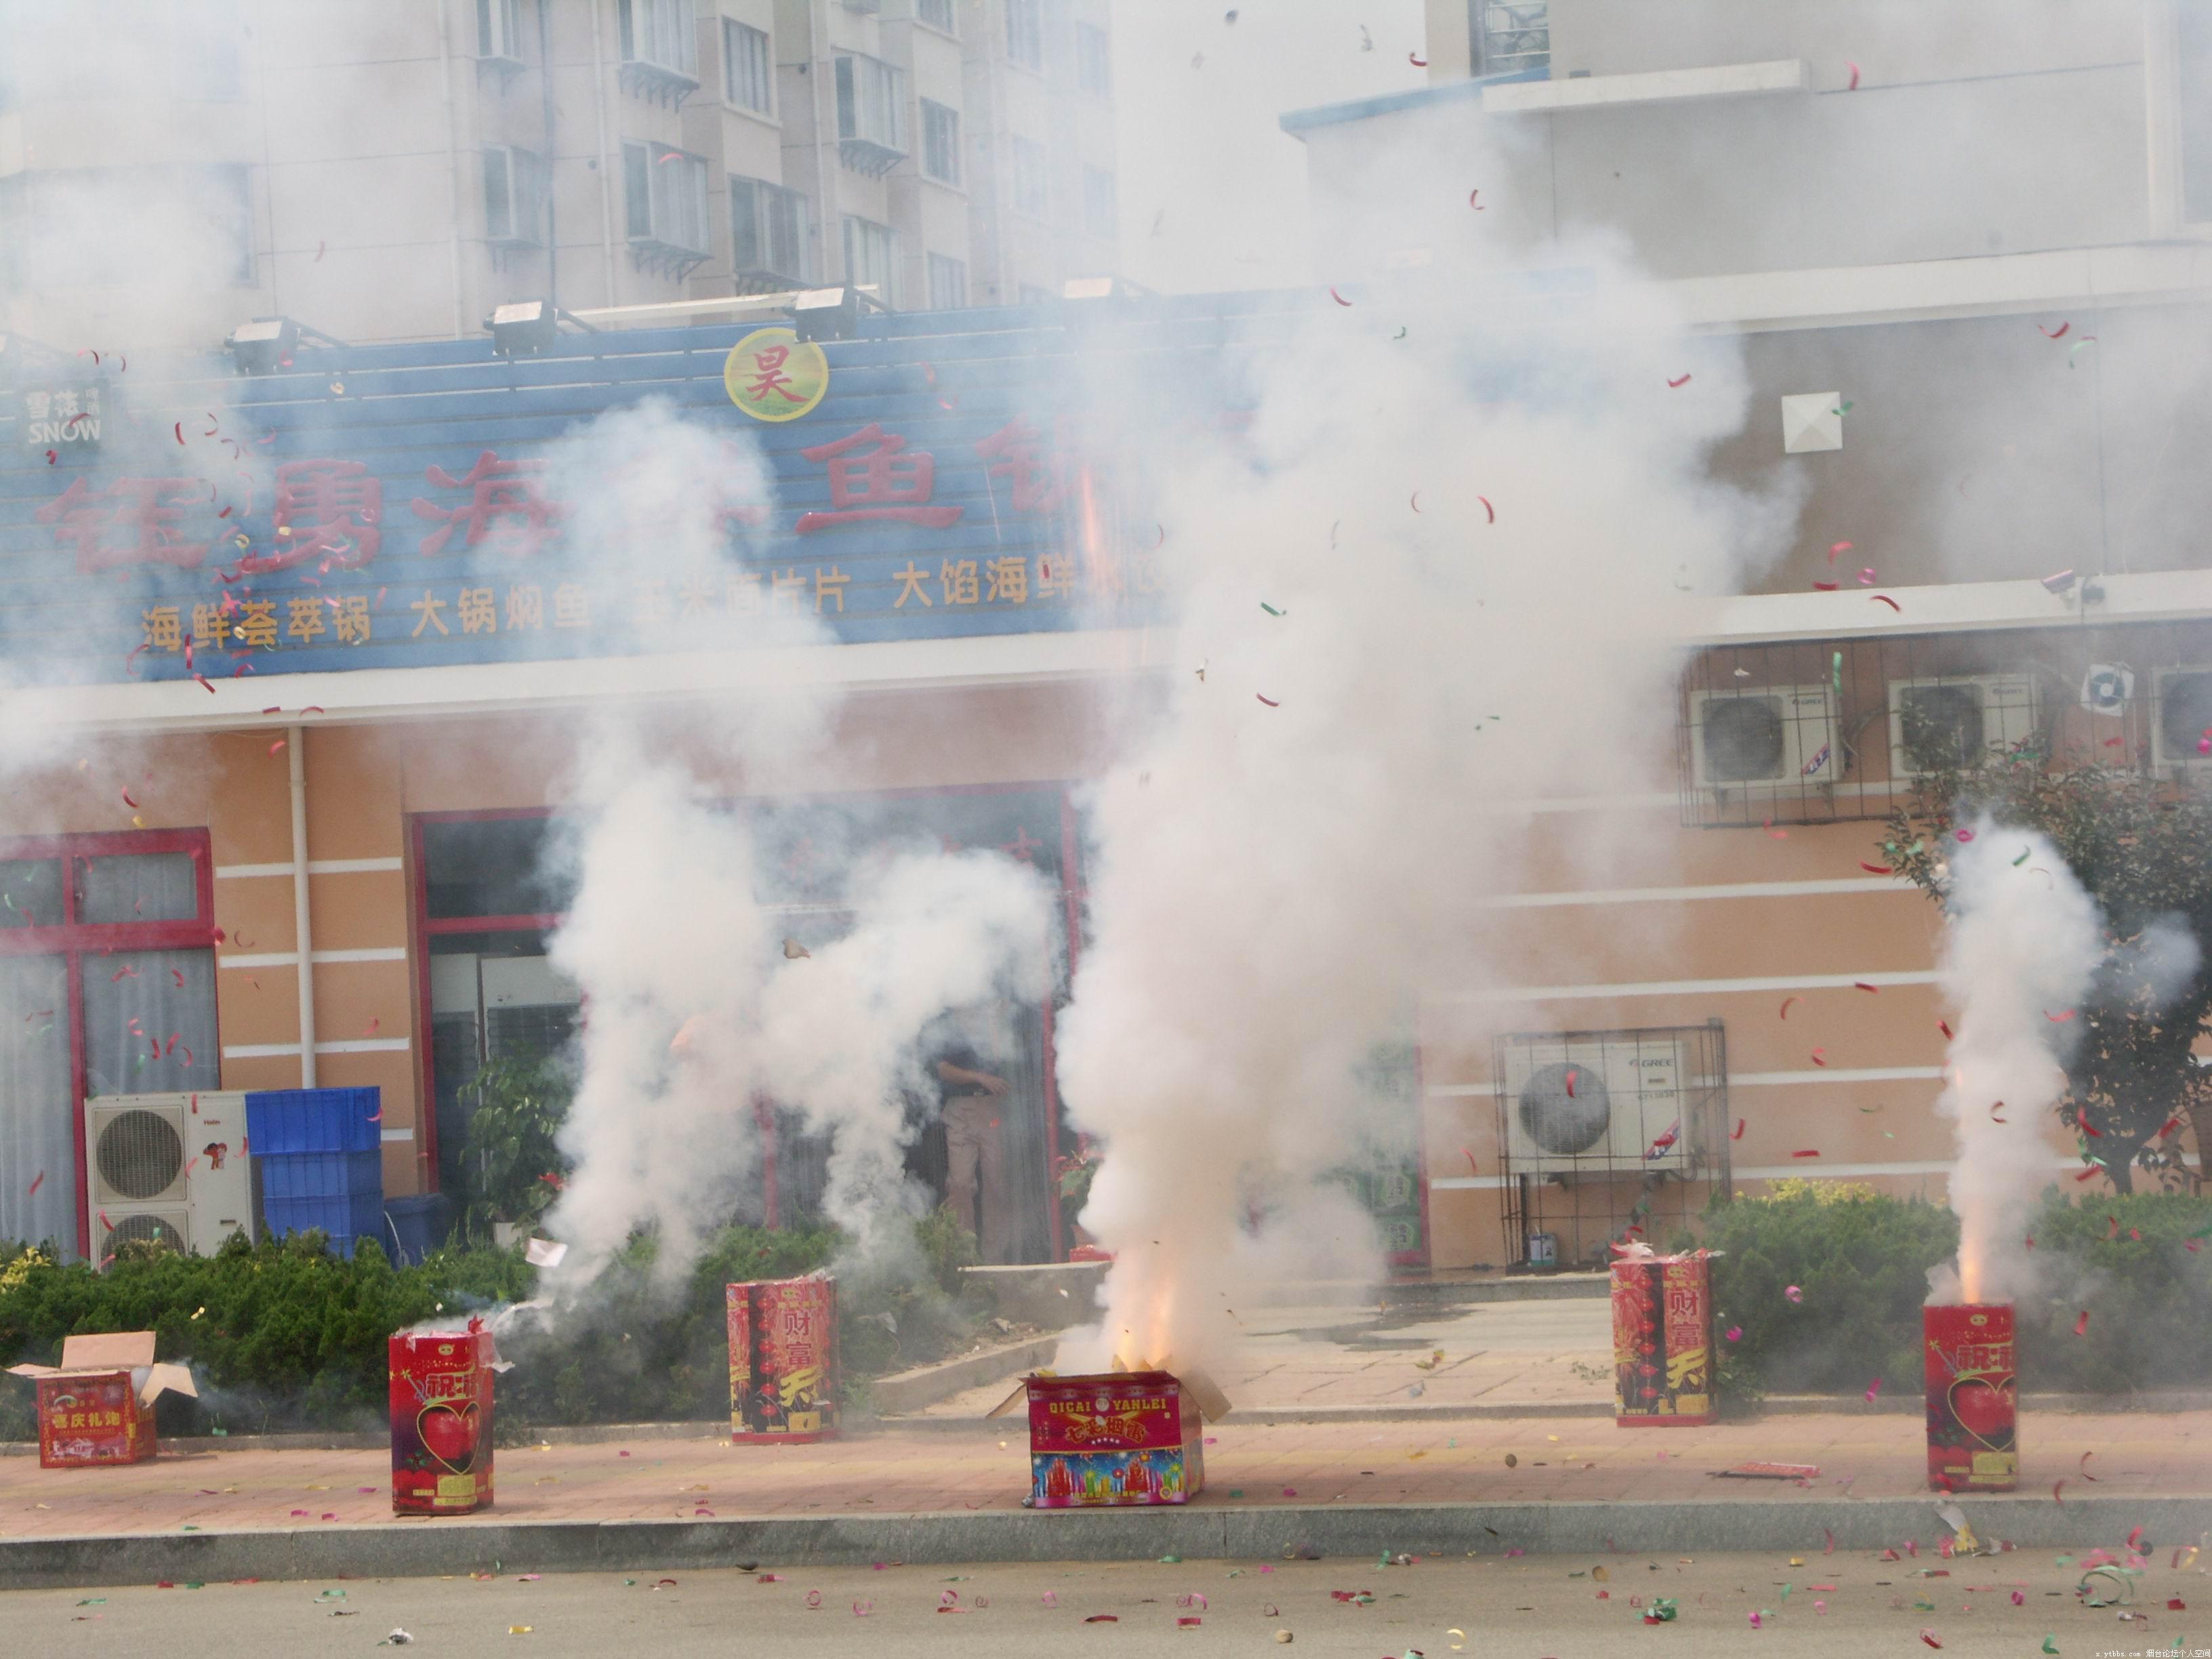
[977,1071,1010,1098]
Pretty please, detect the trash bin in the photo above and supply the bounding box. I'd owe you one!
[383,1193,453,1265]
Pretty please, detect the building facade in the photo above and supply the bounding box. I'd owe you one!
[1285,0,2212,1269]
[0,0,1120,350]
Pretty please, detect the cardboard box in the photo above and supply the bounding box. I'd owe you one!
[1022,1371,1206,1507]
[6,1332,196,1469]
[1611,1250,1715,1426]
[389,1324,496,1514]
[728,1277,838,1443]
[1924,1303,2015,1492]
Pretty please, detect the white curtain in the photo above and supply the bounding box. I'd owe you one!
[0,956,74,1253]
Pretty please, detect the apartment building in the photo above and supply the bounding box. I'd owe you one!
[1281,0,2212,1269]
[0,0,1120,349]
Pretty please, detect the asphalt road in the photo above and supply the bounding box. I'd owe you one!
[4,1548,2191,1657]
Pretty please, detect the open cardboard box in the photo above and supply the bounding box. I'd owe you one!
[7,1332,197,1468]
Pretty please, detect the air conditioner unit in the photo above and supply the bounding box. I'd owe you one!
[85,1092,255,1262]
[1687,686,1838,796]
[1887,675,2038,778]
[2151,666,2212,775]
[1499,1037,1687,1176]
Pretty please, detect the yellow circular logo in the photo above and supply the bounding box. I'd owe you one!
[724,327,829,422]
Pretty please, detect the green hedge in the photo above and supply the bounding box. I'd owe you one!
[1697,1181,2212,1398]
[0,1212,987,1441]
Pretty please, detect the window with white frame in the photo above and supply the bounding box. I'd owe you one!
[926,251,966,310]
[484,146,547,243]
[623,141,710,253]
[1012,135,1049,220]
[918,0,957,33]
[835,52,907,155]
[723,18,771,114]
[920,99,960,184]
[619,0,698,77]
[1074,21,1109,95]
[477,0,523,59]
[842,214,895,304]
[1082,165,1114,239]
[731,175,810,279]
[1006,0,1044,69]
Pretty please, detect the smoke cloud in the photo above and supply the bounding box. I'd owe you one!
[1926,820,2104,1307]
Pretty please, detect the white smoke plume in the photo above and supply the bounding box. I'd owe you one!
[1049,125,1803,1373]
[1925,819,2105,1307]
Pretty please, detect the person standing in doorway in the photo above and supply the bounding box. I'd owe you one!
[931,1015,1011,1263]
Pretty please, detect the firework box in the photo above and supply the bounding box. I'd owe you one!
[1017,1370,1212,1507]
[389,1324,496,1514]
[728,1276,838,1443]
[1924,1303,2015,1492]
[1610,1250,1716,1427]
[6,1332,195,1469]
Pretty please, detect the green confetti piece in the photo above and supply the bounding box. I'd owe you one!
[1832,401,1853,416]
[1260,602,1285,617]
[2013,847,2032,865]
[2042,1638,2058,1655]
[1831,651,1843,694]
[1228,1489,1244,1498]
[1159,1555,1181,1564]
[183,1581,204,1589]
[75,1599,105,1607]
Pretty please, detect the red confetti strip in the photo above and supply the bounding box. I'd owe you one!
[1778,995,1802,1019]
[2046,1009,2075,1022]
[1328,286,1352,306]
[1809,1048,1828,1067]
[2129,1524,2146,1551]
[1860,861,1893,874]
[1666,374,1691,388]
[45,449,56,465]
[1872,594,1901,611]
[1462,1147,1478,1176]
[1990,1103,2006,1123]
[124,642,150,677]
[1731,1118,1744,1140]
[26,1171,43,1197]
[2039,321,2070,339]
[2157,1115,2182,1139]
[2075,1166,2101,1182]
[2106,1214,2120,1239]
[270,739,285,755]
[1410,490,1421,512]
[1408,51,1427,66]
[1790,1149,1820,1158]
[1762,818,1788,838]
[193,674,214,693]
[1828,540,1853,558]
[1845,61,1860,89]
[363,1017,380,1037]
[1854,981,1879,993]
[98,1209,111,1231]
[1938,1020,1954,1039]
[1813,580,1839,591]
[1823,1528,1835,1553]
[110,966,138,982]
[121,787,138,808]
[1565,1068,1578,1099]
[1255,693,1279,708]
[182,1045,193,1067]
[2073,1310,2090,1336]
[173,422,184,445]
[171,969,185,989]
[1921,1633,1941,1650]
[2080,1120,2102,1137]
[1477,495,1494,523]
[1467,188,1483,209]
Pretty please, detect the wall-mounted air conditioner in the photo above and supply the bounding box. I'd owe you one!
[1687,685,1838,796]
[85,1092,255,1262]
[1499,1038,1687,1176]
[2152,667,2212,775]
[1886,674,2039,779]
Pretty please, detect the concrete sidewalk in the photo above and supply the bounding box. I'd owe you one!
[1,1408,2209,1589]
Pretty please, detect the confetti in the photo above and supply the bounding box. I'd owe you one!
[2046,1009,2075,1023]
[1920,1631,1942,1649]
[1667,374,1692,388]
[1938,1019,1954,1038]
[1477,494,1494,523]
[1860,861,1894,874]
[1790,1149,1821,1158]
[1408,51,1427,66]
[1329,286,1352,306]
[2073,1310,2090,1336]
[1814,580,1839,591]
[1731,1118,1744,1140]
[1778,995,1802,1019]
[1865,1377,1881,1401]
[27,1171,43,1197]
[2039,321,2070,339]
[1725,1326,1742,1342]
[1809,1048,1828,1067]
[1261,602,1285,616]
[1784,1285,1803,1303]
[1855,980,1881,992]
[1256,694,1279,708]
[1990,1103,2007,1123]
[1846,61,1860,88]
[1872,594,1902,611]
[1410,490,1422,512]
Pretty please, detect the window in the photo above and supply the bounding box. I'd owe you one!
[0,832,219,1259]
[2184,5,2212,225]
[618,0,698,76]
[1473,1,1549,77]
[920,99,960,184]
[723,18,772,114]
[622,141,710,253]
[1011,136,1049,220]
[835,52,907,159]
[483,146,547,244]
[477,0,523,59]
[918,0,958,33]
[926,251,966,310]
[213,165,256,284]
[1074,22,1109,94]
[842,214,895,304]
[731,176,811,279]
[1082,165,1114,238]
[1006,0,1044,69]
[175,1,247,100]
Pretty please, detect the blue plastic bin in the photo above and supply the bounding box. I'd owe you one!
[245,1088,382,1154]
[384,1193,453,1265]
[263,1194,383,1258]
[260,1149,382,1203]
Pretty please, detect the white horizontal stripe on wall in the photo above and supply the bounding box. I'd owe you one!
[1438,970,1939,1006]
[222,1042,302,1059]
[218,947,408,970]
[1428,1066,1946,1100]
[1485,877,1902,909]
[219,952,299,969]
[312,947,408,964]
[380,1128,415,1143]
[315,1038,411,1054]
[215,857,403,879]
[1431,1157,2200,1191]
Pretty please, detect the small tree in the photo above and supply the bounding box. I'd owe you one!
[1885,756,2212,1193]
[456,1052,574,1239]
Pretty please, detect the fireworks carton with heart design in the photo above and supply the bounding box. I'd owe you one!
[1610,1248,1716,1426]
[390,1322,496,1513]
[1924,1303,2015,1492]
[6,1332,196,1469]
[728,1276,838,1443]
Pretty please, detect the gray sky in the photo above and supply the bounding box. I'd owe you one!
[1113,0,1429,294]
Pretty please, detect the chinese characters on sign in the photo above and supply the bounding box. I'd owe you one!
[20,384,104,452]
[723,327,832,422]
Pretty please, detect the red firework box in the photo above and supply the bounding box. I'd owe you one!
[389,1322,496,1514]
[5,1332,196,1469]
[1610,1250,1716,1426]
[1924,1304,2016,1492]
[1022,1372,1204,1507]
[728,1276,838,1442]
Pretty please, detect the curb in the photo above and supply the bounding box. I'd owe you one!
[0,1494,2204,1591]
[868,1336,1058,1416]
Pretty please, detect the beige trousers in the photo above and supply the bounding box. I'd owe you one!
[943,1094,1010,1263]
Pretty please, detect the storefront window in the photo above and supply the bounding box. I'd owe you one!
[0,831,218,1257]
[412,786,1081,1261]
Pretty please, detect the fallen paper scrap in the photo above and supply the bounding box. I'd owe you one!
[524,1237,567,1268]
[1714,1462,1821,1480]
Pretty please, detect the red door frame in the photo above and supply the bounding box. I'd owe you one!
[408,784,1084,1258]
[0,828,218,1258]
